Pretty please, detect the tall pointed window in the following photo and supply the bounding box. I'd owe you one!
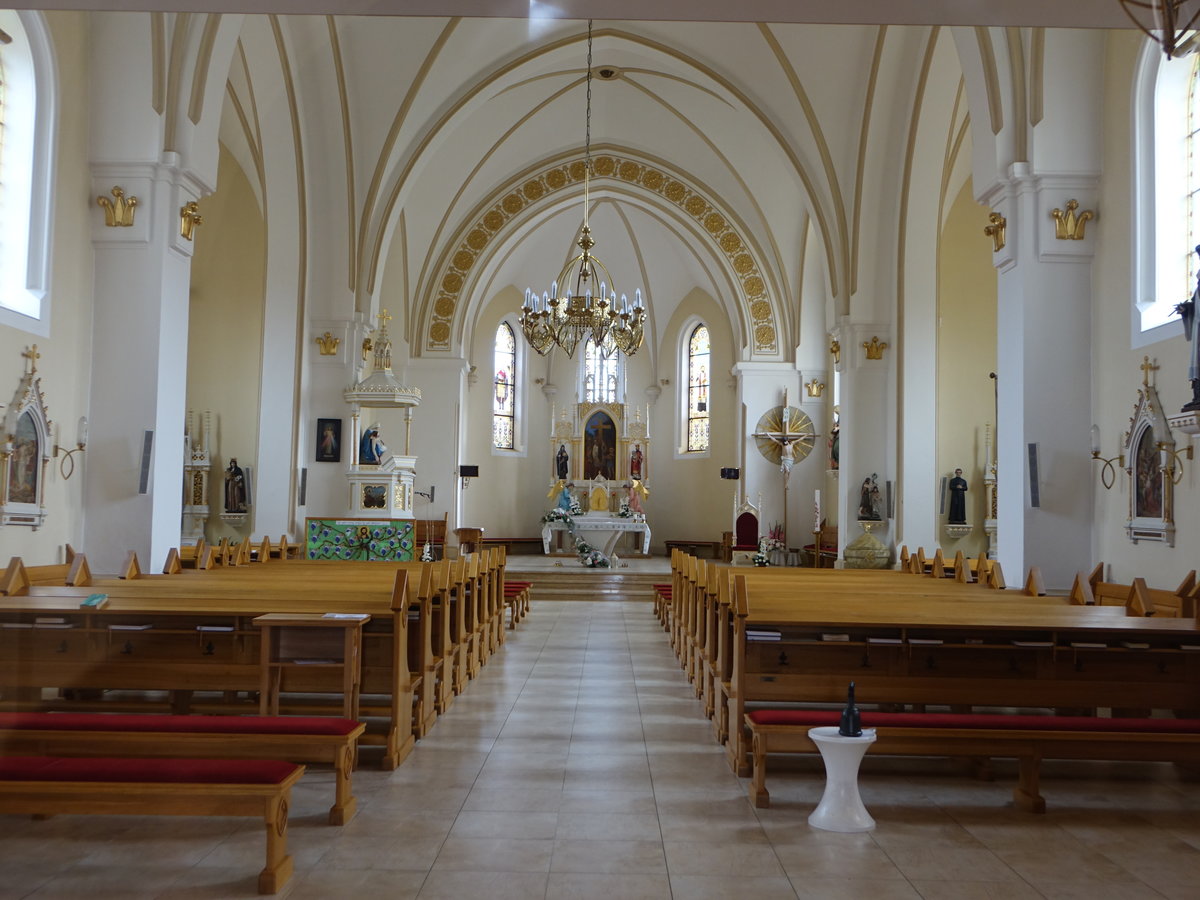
[687,324,710,452]
[492,322,516,449]
[1133,45,1200,337]
[583,339,620,403]
[0,12,58,334]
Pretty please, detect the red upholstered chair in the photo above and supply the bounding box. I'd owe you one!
[732,511,759,552]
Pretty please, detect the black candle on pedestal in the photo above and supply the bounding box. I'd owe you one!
[839,681,862,737]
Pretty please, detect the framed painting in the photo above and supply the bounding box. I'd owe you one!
[316,418,341,462]
[1124,377,1176,546]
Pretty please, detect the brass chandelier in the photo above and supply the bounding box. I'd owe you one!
[1120,1,1200,58]
[521,20,646,359]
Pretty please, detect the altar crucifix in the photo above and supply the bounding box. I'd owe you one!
[752,390,817,546]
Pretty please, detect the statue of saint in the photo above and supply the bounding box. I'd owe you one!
[948,468,968,523]
[1176,246,1200,412]
[359,425,386,464]
[630,444,643,479]
[556,444,569,479]
[626,479,649,515]
[858,474,881,521]
[224,458,247,513]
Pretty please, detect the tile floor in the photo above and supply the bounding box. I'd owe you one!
[3,599,1200,898]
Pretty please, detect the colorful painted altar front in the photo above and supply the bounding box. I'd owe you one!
[305,517,415,561]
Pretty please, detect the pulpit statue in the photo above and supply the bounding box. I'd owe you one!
[1176,246,1200,412]
[359,424,386,464]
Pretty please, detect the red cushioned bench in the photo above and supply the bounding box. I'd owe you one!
[0,756,303,893]
[504,581,531,629]
[0,713,363,824]
[745,709,1200,812]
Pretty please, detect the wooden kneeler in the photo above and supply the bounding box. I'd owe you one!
[0,757,304,894]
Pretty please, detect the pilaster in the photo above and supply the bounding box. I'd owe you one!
[982,166,1097,589]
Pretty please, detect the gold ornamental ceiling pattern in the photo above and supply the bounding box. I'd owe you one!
[426,154,778,355]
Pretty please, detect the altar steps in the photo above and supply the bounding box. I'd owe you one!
[504,568,663,602]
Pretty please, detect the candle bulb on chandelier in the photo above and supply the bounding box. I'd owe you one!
[1090,424,1100,456]
[814,489,821,531]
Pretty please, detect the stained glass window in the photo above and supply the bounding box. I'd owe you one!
[492,322,515,449]
[583,338,619,403]
[687,324,710,452]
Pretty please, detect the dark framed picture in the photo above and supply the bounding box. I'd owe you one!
[316,418,342,462]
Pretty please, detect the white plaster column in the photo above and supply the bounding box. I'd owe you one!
[983,167,1097,590]
[406,356,470,533]
[731,362,815,546]
[83,158,206,572]
[830,321,894,558]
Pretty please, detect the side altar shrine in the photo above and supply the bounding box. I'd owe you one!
[541,401,651,567]
[306,312,423,561]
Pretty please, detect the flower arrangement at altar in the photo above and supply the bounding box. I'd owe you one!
[761,523,786,553]
[541,508,575,528]
[752,542,771,567]
[574,536,610,568]
[569,494,584,515]
[617,498,633,518]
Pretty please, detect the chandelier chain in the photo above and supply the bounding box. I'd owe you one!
[584,19,593,226]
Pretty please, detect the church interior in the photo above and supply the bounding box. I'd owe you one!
[3,1,1200,897]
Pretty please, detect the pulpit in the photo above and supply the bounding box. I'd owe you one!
[455,526,484,555]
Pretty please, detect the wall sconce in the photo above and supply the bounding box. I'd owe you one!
[54,416,89,479]
[1159,441,1193,485]
[1090,424,1124,490]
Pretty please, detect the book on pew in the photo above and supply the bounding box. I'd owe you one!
[1120,640,1150,650]
[109,623,153,631]
[1069,641,1107,649]
[866,637,903,644]
[35,617,66,624]
[908,638,944,645]
[34,622,75,629]
[1180,644,1200,651]
[1,622,33,629]
[80,593,109,609]
[196,624,235,632]
[293,658,337,665]
[322,613,370,620]
[1011,640,1053,648]
[746,629,781,642]
[821,633,851,642]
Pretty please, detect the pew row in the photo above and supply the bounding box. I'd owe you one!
[0,756,303,893]
[745,709,1200,812]
[0,712,364,824]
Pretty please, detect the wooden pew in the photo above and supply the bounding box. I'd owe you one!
[0,565,429,768]
[724,571,1200,775]
[1086,566,1197,617]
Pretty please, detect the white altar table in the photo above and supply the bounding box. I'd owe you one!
[542,515,651,564]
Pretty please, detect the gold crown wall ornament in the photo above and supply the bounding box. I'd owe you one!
[805,378,825,398]
[97,187,138,227]
[180,201,203,241]
[862,336,888,360]
[984,211,1007,252]
[1051,199,1094,240]
[315,332,341,356]
[829,339,841,365]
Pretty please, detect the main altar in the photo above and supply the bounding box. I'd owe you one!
[542,401,652,565]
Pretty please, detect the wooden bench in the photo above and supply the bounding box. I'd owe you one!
[0,712,364,824]
[1080,565,1198,617]
[0,756,303,893]
[0,554,91,594]
[481,537,544,555]
[745,709,1200,813]
[504,580,531,629]
[664,540,722,559]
